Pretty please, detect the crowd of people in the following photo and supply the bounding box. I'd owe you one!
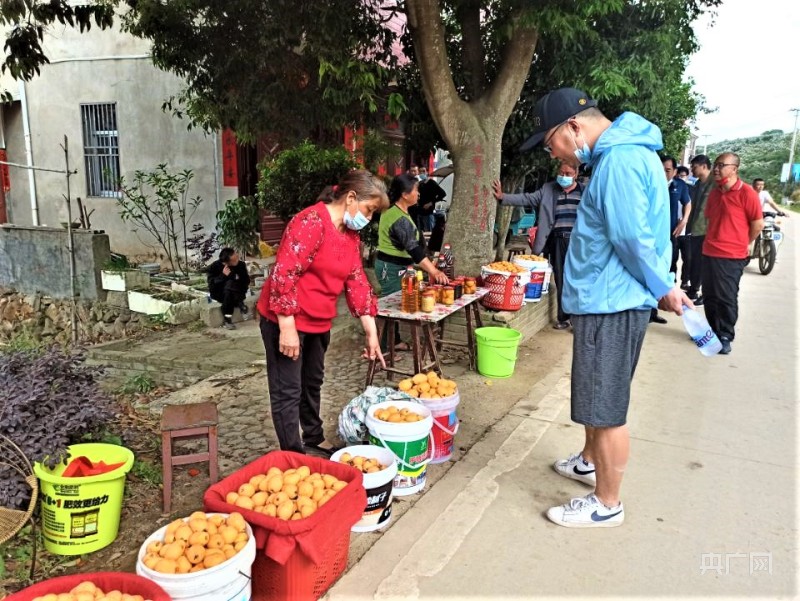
[206,83,786,532]
[510,86,789,530]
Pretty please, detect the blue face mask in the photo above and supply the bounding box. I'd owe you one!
[418,174,427,181]
[557,175,574,188]
[344,205,370,231]
[571,131,592,165]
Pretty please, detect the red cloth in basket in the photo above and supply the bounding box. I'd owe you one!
[6,572,170,600]
[481,272,526,311]
[204,451,366,600]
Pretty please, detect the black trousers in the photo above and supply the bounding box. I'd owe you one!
[677,235,692,288]
[688,235,705,297]
[701,255,747,341]
[210,280,247,317]
[548,235,571,323]
[669,235,680,279]
[260,318,330,453]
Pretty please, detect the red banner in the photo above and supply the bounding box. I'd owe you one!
[0,149,10,192]
[221,129,238,188]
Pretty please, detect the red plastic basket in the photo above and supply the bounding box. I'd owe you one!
[250,523,351,601]
[481,270,528,311]
[204,450,366,601]
[5,572,171,600]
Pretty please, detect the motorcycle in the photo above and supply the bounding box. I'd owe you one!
[751,211,786,275]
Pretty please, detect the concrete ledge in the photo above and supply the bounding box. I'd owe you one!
[105,291,129,308]
[199,295,258,327]
[0,225,110,300]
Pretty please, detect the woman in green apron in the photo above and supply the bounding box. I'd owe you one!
[375,173,450,351]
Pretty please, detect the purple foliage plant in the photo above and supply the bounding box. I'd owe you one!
[0,347,115,509]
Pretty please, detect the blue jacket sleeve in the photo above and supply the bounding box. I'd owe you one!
[680,180,691,205]
[601,152,673,300]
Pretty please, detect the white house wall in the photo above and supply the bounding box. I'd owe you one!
[2,21,238,257]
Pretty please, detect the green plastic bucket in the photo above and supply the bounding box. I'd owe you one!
[476,327,522,378]
[33,443,134,555]
[365,401,433,496]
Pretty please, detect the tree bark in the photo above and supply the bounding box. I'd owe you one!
[456,0,486,99]
[406,1,537,274]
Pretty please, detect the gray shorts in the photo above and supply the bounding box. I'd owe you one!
[570,310,650,427]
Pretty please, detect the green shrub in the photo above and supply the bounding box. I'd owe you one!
[257,141,357,222]
[216,196,261,256]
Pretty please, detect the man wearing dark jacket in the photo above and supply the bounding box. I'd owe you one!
[416,169,446,232]
[207,247,251,329]
[492,162,583,329]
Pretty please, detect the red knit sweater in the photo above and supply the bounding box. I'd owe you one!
[257,202,377,333]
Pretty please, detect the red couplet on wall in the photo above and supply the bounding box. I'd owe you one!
[221,129,238,188]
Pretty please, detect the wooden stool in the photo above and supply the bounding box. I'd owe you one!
[506,242,530,261]
[161,401,219,514]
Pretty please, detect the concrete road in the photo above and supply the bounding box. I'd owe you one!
[327,221,798,600]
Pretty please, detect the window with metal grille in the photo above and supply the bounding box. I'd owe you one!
[80,103,120,197]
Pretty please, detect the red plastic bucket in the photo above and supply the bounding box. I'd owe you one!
[5,572,171,600]
[420,392,460,463]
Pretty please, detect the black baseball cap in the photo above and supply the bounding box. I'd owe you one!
[519,87,597,152]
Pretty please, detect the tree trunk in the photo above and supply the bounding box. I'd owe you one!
[443,132,502,275]
[405,0,538,275]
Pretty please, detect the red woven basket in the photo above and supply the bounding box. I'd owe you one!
[204,450,366,601]
[6,572,171,600]
[481,271,527,311]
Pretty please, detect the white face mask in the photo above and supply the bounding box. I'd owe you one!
[343,203,370,231]
[571,131,592,165]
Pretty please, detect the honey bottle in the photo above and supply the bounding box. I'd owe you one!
[401,268,420,313]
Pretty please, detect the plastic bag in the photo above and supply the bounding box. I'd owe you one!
[337,386,418,444]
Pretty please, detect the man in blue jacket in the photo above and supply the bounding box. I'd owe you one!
[518,88,692,528]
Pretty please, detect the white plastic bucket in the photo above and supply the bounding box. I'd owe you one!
[419,392,460,463]
[136,513,256,600]
[541,265,552,294]
[524,268,547,302]
[331,445,398,532]
[365,401,433,496]
[512,257,549,272]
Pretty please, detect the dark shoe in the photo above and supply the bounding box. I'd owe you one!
[692,296,704,306]
[303,442,340,457]
[649,313,668,324]
[553,321,570,330]
[222,317,236,330]
[238,302,250,320]
[719,337,731,355]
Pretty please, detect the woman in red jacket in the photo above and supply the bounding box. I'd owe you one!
[257,170,389,455]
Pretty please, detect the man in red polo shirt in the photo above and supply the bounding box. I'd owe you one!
[702,152,763,354]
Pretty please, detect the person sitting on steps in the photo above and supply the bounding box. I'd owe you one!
[207,247,251,330]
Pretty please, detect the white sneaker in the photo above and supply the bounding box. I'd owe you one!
[546,493,624,528]
[553,452,596,486]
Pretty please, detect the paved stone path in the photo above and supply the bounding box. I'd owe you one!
[125,314,565,568]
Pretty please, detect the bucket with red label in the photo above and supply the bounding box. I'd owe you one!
[419,392,460,463]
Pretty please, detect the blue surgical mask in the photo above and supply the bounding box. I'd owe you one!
[571,131,592,165]
[419,174,428,181]
[344,206,370,231]
[556,175,574,188]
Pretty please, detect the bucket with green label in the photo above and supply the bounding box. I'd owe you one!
[33,443,134,555]
[365,401,433,496]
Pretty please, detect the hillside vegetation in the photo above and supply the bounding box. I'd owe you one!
[706,130,795,198]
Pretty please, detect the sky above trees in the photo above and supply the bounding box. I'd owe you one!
[687,0,800,143]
